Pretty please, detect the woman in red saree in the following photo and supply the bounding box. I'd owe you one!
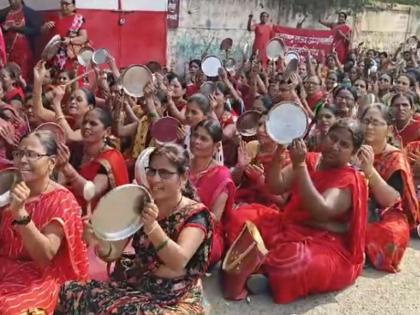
[1,64,24,104]
[232,114,289,208]
[0,0,42,80]
[390,93,420,147]
[0,130,88,314]
[58,108,129,214]
[189,119,236,266]
[319,12,352,64]
[226,119,368,304]
[247,12,273,67]
[359,104,419,272]
[43,0,88,72]
[405,141,420,201]
[56,144,213,314]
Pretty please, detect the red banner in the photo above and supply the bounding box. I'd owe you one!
[272,25,334,60]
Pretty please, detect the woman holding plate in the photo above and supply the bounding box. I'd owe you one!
[0,130,88,314]
[57,107,129,213]
[42,0,88,71]
[225,120,368,303]
[56,144,213,315]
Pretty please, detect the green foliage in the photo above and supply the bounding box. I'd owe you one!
[376,0,420,5]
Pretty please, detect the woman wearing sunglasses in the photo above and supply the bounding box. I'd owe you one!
[0,130,88,314]
[57,144,213,315]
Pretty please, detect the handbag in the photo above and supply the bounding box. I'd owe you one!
[221,220,268,300]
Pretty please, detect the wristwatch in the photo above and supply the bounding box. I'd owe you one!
[12,215,32,227]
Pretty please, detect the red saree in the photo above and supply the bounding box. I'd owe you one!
[76,149,129,212]
[226,153,368,304]
[3,8,32,79]
[190,165,236,267]
[0,188,88,314]
[332,24,351,64]
[235,146,290,208]
[365,149,418,272]
[396,119,420,148]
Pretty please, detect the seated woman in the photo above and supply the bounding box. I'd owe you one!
[307,103,337,152]
[405,141,420,201]
[189,119,235,266]
[226,120,368,304]
[232,114,288,208]
[56,144,213,314]
[359,104,418,272]
[32,61,96,143]
[57,107,129,213]
[0,130,88,314]
[183,93,214,153]
[389,92,420,147]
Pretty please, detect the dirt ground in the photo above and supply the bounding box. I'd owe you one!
[203,239,420,315]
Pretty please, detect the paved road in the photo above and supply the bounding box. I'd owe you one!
[203,239,420,315]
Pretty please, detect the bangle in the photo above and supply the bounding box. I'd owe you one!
[145,222,158,236]
[56,115,65,122]
[292,162,306,170]
[155,239,169,253]
[95,243,112,259]
[12,215,31,227]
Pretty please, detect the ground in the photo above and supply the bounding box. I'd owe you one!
[203,239,420,315]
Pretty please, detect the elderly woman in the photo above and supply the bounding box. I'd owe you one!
[0,130,88,314]
[56,144,213,314]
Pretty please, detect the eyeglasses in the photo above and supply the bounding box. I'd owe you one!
[361,119,387,127]
[12,149,49,161]
[145,167,178,180]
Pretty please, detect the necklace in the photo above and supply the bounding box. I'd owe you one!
[395,119,412,134]
[83,142,107,163]
[192,158,213,176]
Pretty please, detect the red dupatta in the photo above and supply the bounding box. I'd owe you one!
[78,149,129,211]
[190,165,236,224]
[395,119,420,148]
[282,153,368,265]
[374,149,419,228]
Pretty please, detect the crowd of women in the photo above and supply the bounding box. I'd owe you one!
[0,0,419,314]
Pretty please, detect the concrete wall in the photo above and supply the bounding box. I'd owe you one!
[168,0,419,72]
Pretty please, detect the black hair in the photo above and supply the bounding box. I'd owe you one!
[194,119,223,143]
[87,107,112,128]
[338,11,348,19]
[328,119,364,151]
[149,143,197,200]
[398,73,416,88]
[390,92,415,109]
[215,81,229,96]
[255,94,273,111]
[146,61,162,74]
[167,72,187,89]
[79,88,96,106]
[334,85,358,102]
[188,93,211,115]
[189,59,201,68]
[315,103,338,121]
[360,103,393,125]
[379,73,393,85]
